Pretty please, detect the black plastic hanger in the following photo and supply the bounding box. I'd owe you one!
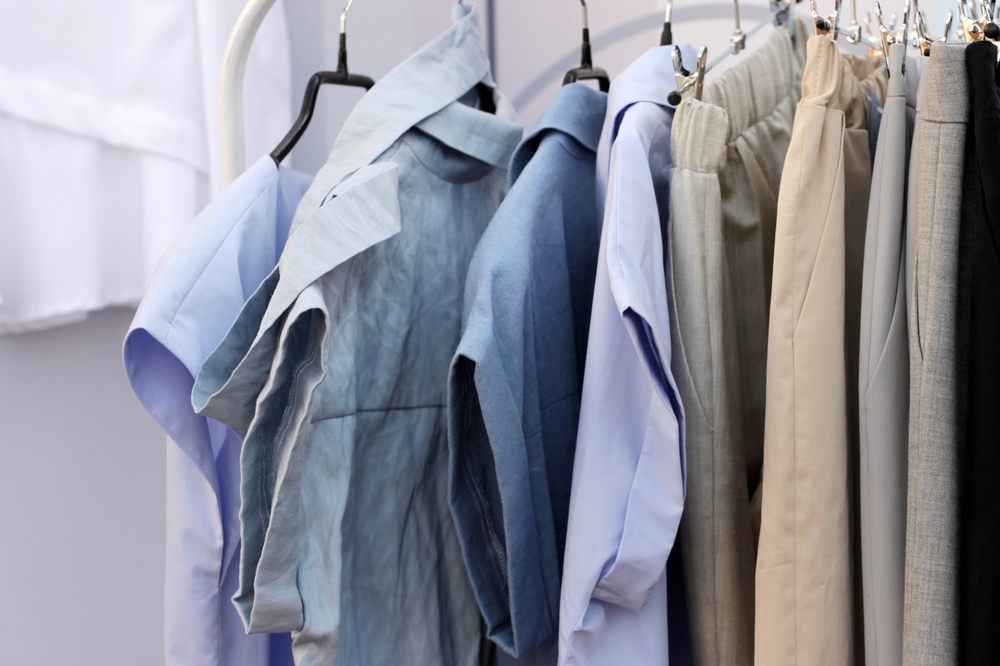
[563,0,611,91]
[661,0,674,45]
[271,0,375,165]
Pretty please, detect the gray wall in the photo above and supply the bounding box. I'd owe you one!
[0,308,166,665]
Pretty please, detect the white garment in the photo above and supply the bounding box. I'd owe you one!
[559,44,695,666]
[0,0,292,333]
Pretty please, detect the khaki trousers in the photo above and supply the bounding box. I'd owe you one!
[669,17,807,666]
[756,35,885,666]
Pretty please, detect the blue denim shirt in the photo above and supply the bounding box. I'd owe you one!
[192,5,523,665]
[447,83,606,664]
[123,155,305,666]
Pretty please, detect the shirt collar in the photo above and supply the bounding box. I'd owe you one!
[509,83,607,185]
[290,3,520,233]
[602,43,698,148]
[595,43,696,198]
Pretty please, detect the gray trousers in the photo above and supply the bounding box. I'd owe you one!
[903,43,970,666]
[668,18,807,666]
[857,42,918,666]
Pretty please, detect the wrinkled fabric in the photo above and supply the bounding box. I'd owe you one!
[858,42,917,666]
[959,39,1000,666]
[192,6,523,665]
[448,82,605,665]
[669,18,807,666]
[558,44,697,666]
[756,35,885,666]
[903,42,970,666]
[123,156,304,666]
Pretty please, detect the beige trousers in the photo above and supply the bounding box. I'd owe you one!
[669,17,807,666]
[756,35,885,666]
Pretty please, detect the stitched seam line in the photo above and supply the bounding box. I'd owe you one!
[460,360,509,599]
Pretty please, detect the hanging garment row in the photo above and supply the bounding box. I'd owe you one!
[122,1,1000,665]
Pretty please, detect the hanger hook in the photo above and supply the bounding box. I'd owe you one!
[660,0,674,45]
[958,0,987,40]
[915,8,933,52]
[845,0,862,42]
[941,10,954,40]
[874,1,892,68]
[731,0,747,53]
[340,0,356,34]
[580,0,589,30]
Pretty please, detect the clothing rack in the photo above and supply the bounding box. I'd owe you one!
[220,0,278,188]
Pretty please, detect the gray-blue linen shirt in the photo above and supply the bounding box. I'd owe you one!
[447,82,606,664]
[191,5,522,665]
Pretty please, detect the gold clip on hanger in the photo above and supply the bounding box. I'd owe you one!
[811,0,841,38]
[872,1,908,74]
[981,0,1000,41]
[914,10,935,53]
[958,0,987,40]
[667,45,708,105]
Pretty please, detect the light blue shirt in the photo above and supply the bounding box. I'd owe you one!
[192,5,523,665]
[123,155,304,666]
[448,82,606,665]
[558,45,696,666]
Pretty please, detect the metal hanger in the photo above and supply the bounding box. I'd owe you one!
[270,0,375,164]
[811,0,841,38]
[730,0,748,54]
[958,0,990,40]
[940,10,956,41]
[661,0,674,46]
[975,0,1000,41]
[667,45,708,105]
[844,0,863,42]
[872,0,909,74]
[703,0,796,74]
[563,0,611,91]
[912,0,953,55]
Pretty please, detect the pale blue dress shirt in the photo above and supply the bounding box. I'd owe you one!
[448,82,606,665]
[123,155,303,666]
[557,45,697,666]
[192,5,523,665]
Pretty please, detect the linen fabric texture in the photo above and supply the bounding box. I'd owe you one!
[557,43,698,666]
[668,20,806,666]
[857,42,918,666]
[123,156,304,666]
[756,35,885,666]
[903,42,970,666]
[193,6,523,665]
[958,39,1000,666]
[447,82,605,665]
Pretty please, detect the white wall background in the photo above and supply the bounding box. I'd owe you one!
[0,1,955,663]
